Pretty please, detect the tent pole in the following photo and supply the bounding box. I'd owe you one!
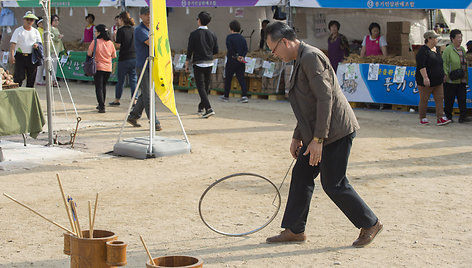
[43,0,53,145]
[148,1,155,156]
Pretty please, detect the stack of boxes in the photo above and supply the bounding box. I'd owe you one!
[387,21,411,57]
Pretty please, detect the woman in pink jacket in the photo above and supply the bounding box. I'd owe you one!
[88,24,116,113]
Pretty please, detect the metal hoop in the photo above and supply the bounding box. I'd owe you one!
[198,172,281,237]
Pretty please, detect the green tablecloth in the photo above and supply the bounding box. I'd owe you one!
[0,87,45,138]
[56,51,118,82]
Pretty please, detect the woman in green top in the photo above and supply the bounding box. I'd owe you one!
[442,29,469,123]
[51,14,64,87]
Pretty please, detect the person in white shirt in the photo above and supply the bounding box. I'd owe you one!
[10,11,42,87]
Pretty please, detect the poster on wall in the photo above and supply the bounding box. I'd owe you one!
[313,13,328,37]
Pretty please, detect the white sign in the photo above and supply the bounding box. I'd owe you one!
[60,55,68,64]
[368,63,379,81]
[262,60,271,69]
[244,57,256,74]
[393,66,407,83]
[173,54,187,69]
[263,62,276,78]
[345,64,356,80]
[211,59,218,74]
[2,52,9,64]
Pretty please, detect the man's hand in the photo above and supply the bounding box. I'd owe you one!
[185,60,189,72]
[303,139,323,166]
[423,77,430,87]
[290,138,302,159]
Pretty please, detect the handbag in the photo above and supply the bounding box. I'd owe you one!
[449,69,465,81]
[83,39,97,76]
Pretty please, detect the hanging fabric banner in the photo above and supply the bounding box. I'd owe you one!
[126,0,282,7]
[151,0,177,115]
[290,0,472,9]
[3,0,119,7]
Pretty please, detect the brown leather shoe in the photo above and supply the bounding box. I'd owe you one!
[127,117,141,127]
[266,229,306,244]
[352,220,383,248]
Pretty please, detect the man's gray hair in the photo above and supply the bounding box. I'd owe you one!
[265,21,297,41]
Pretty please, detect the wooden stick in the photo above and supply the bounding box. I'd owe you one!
[3,193,74,234]
[56,174,76,236]
[139,235,155,265]
[88,200,93,238]
[71,201,83,238]
[91,193,99,230]
[68,196,80,237]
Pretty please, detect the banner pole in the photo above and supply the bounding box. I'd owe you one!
[116,58,149,144]
[175,108,190,145]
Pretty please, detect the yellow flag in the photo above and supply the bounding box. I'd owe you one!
[151,0,177,115]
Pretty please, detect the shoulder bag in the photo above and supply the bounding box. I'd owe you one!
[83,39,97,76]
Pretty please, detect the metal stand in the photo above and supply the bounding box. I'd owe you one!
[113,1,190,159]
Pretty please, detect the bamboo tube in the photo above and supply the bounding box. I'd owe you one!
[139,235,155,266]
[88,200,93,238]
[56,174,76,236]
[3,193,74,234]
[71,201,83,238]
[91,193,99,230]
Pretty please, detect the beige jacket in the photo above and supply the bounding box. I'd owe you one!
[288,42,359,146]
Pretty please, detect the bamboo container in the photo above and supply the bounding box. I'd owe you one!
[106,240,127,266]
[146,256,203,268]
[69,230,124,268]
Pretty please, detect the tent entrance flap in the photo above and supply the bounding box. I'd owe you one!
[113,136,191,160]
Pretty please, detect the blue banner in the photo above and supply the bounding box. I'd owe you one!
[337,63,472,108]
[291,0,472,9]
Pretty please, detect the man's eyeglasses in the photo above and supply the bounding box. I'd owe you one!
[271,39,283,54]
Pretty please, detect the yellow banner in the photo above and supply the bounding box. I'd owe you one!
[151,0,177,115]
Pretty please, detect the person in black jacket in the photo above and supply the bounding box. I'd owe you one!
[259,19,270,50]
[220,20,249,103]
[185,11,218,118]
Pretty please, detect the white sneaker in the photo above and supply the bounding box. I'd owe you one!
[238,96,249,103]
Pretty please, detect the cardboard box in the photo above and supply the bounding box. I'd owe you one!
[387,44,410,56]
[248,77,262,93]
[387,21,411,34]
[262,76,285,94]
[387,33,410,45]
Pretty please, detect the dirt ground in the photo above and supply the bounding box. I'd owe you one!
[1,81,471,267]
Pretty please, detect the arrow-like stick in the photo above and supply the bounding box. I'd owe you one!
[56,174,76,236]
[139,235,155,265]
[3,193,74,234]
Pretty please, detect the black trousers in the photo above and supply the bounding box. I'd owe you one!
[444,82,467,120]
[224,61,247,98]
[193,65,212,111]
[94,70,111,110]
[281,132,378,233]
[14,54,37,88]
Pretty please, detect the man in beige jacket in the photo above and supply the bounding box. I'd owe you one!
[265,22,382,247]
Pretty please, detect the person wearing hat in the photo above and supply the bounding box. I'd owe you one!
[10,11,42,88]
[415,30,451,126]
